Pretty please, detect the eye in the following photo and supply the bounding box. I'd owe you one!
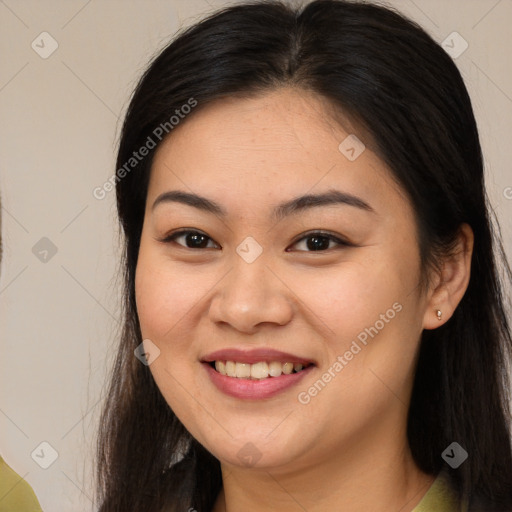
[160,229,351,252]
[288,231,351,252]
[161,230,219,249]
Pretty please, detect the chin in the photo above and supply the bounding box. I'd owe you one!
[215,445,298,470]
[193,426,304,470]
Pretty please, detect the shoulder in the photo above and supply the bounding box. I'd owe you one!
[438,469,512,512]
[413,470,463,512]
[0,456,43,512]
[412,469,512,512]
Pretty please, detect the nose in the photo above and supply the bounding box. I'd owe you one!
[208,255,294,334]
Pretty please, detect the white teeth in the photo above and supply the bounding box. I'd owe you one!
[268,361,283,377]
[213,360,308,379]
[225,360,236,376]
[251,361,269,379]
[235,362,251,378]
[215,360,226,375]
[282,362,294,375]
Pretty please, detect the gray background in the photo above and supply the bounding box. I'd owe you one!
[0,0,511,510]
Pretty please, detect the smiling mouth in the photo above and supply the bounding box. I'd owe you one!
[210,360,313,380]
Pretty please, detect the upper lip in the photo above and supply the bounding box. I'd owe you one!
[202,348,316,366]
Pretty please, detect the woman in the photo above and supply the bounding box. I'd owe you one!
[96,1,512,510]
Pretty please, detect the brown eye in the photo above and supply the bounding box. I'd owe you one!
[163,230,219,249]
[288,232,350,252]
[160,229,350,252]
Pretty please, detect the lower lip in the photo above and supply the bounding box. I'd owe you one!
[203,363,314,399]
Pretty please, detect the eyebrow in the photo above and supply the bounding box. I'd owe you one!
[152,189,375,220]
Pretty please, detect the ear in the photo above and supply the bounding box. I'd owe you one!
[423,223,474,330]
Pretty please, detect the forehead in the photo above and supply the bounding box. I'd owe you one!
[148,87,406,214]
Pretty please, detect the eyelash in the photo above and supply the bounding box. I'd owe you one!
[159,229,352,252]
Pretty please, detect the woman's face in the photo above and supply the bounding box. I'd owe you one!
[135,88,430,471]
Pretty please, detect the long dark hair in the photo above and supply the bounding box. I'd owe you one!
[96,1,512,510]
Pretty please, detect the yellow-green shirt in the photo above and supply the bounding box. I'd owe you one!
[0,456,43,512]
[413,470,468,512]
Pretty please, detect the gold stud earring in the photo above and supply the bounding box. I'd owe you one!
[436,309,442,321]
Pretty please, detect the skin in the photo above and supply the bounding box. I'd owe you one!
[135,87,473,511]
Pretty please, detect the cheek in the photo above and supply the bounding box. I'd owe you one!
[289,247,422,398]
[134,250,214,430]
[135,251,208,342]
[291,254,415,341]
